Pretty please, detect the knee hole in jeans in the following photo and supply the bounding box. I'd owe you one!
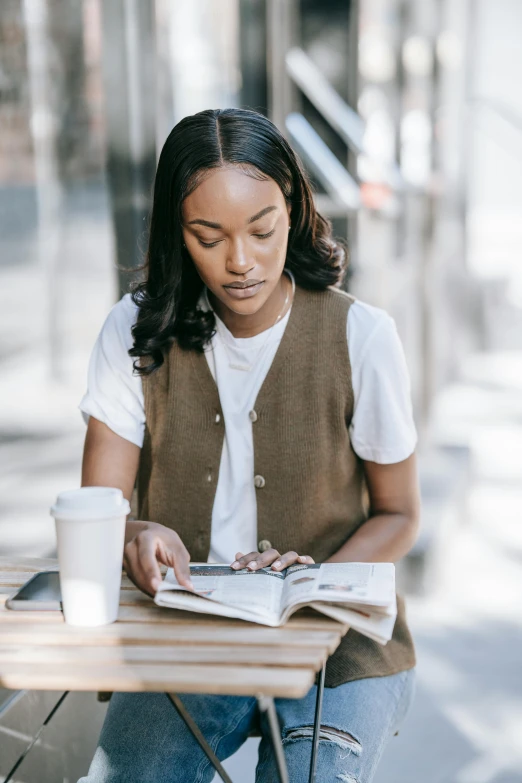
[283,724,362,758]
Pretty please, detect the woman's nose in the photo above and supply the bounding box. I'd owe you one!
[226,239,255,275]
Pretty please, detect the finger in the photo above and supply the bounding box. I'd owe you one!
[156,537,193,591]
[231,552,245,568]
[130,537,162,596]
[272,553,315,570]
[246,548,281,570]
[123,542,145,592]
[271,551,298,570]
[231,551,260,570]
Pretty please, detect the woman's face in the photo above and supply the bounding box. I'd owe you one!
[181,166,291,317]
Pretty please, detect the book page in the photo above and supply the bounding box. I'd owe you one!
[155,564,285,623]
[310,595,397,645]
[281,562,396,614]
[154,587,282,625]
[280,563,322,608]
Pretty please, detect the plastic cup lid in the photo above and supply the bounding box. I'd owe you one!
[50,487,131,521]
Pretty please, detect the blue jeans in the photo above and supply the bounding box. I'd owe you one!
[79,668,415,783]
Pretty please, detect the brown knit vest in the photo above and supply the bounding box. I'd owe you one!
[138,284,416,687]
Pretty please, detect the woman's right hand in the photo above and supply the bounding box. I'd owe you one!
[123,521,194,597]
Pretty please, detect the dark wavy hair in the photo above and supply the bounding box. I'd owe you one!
[130,107,347,375]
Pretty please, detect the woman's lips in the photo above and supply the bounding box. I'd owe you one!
[223,281,264,300]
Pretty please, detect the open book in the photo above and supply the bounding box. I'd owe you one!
[155,562,397,645]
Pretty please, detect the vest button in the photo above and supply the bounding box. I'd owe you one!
[215,413,221,424]
[254,474,266,489]
[258,539,272,552]
[248,409,258,422]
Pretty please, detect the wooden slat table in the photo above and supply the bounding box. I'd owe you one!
[0,557,348,783]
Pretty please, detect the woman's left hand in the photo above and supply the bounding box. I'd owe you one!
[230,549,315,572]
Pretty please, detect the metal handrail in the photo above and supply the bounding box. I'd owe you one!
[286,47,365,154]
[469,97,522,136]
[286,113,361,211]
[285,47,404,192]
[468,97,522,160]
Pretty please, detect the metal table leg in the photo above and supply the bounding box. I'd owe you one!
[167,673,325,783]
[167,690,290,783]
[166,693,233,783]
[3,691,69,783]
[257,695,290,783]
[309,661,326,783]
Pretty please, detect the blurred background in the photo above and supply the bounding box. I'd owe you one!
[1,0,521,781]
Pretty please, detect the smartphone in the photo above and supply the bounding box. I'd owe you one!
[6,571,62,611]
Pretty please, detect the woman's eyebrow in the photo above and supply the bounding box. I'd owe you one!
[187,205,278,230]
[247,205,278,224]
[188,218,222,229]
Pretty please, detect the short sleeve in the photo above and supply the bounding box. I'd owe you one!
[79,294,145,447]
[348,301,417,464]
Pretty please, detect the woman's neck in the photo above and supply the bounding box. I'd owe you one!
[208,272,292,338]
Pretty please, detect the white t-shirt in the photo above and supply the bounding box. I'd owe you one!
[80,292,417,563]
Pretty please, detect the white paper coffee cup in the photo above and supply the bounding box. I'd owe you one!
[50,487,130,626]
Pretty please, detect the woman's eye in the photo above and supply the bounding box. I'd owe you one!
[197,228,275,247]
[253,228,276,240]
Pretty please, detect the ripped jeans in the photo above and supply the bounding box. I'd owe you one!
[78,668,415,783]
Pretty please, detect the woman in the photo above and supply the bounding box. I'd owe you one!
[79,108,419,783]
